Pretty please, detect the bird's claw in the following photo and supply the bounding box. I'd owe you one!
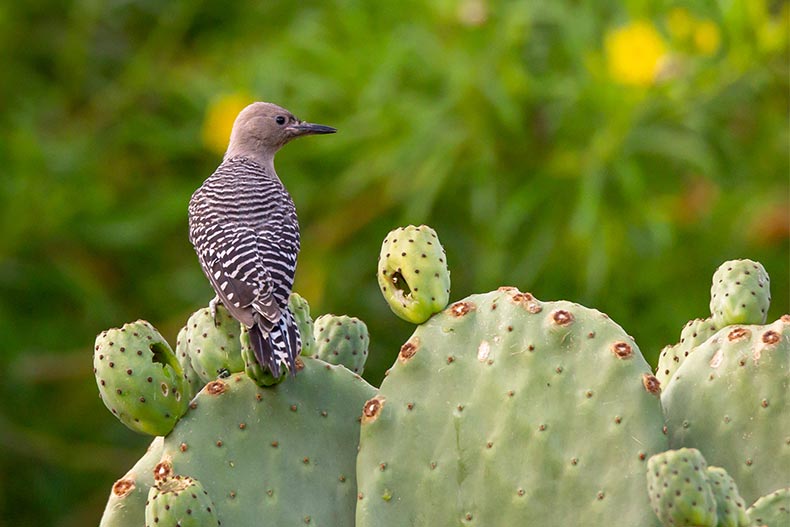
[209,296,221,327]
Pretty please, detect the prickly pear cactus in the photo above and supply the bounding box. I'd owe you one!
[145,469,219,527]
[706,466,750,527]
[357,287,667,526]
[289,292,316,356]
[377,225,450,324]
[181,304,244,383]
[661,316,790,504]
[157,357,375,525]
[94,321,188,435]
[646,448,718,527]
[710,259,770,327]
[313,314,369,374]
[656,317,718,387]
[747,488,790,527]
[100,437,163,527]
[175,325,203,400]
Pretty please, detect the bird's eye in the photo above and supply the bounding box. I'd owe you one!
[275,115,286,125]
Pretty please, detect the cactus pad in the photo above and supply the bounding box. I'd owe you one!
[646,448,718,527]
[706,466,749,527]
[747,488,790,527]
[662,316,790,504]
[710,259,770,327]
[313,314,369,374]
[99,437,163,527]
[357,288,666,526]
[656,317,718,388]
[181,305,244,383]
[289,292,316,357]
[145,469,219,527]
[159,357,376,525]
[377,225,450,323]
[94,320,188,436]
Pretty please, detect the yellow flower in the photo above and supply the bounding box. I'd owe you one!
[666,7,694,41]
[202,93,253,155]
[693,20,721,56]
[605,21,668,86]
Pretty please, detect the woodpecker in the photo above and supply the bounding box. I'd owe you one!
[188,102,335,377]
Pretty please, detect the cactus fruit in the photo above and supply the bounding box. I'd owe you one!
[656,317,718,387]
[99,437,163,527]
[145,469,219,527]
[377,225,450,324]
[706,466,750,527]
[646,448,718,526]
[94,321,188,436]
[157,358,375,525]
[313,314,370,374]
[181,304,244,383]
[710,259,770,327]
[357,287,667,526]
[289,292,316,357]
[747,488,790,527]
[661,316,790,504]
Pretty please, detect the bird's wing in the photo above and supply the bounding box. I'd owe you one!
[199,223,280,328]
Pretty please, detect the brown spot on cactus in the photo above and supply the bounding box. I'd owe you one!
[642,373,661,395]
[450,301,475,317]
[153,460,173,482]
[180,442,188,452]
[511,292,543,313]
[611,341,633,359]
[206,380,227,395]
[728,328,750,341]
[112,478,135,498]
[399,338,419,361]
[552,309,574,325]
[362,396,384,424]
[762,330,780,345]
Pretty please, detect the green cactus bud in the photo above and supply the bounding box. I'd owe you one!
[646,448,718,527]
[377,225,450,324]
[656,317,718,387]
[706,466,750,527]
[747,488,790,527]
[662,316,790,504]
[240,325,287,386]
[313,314,369,374]
[289,292,316,356]
[710,259,770,327]
[145,473,219,527]
[100,437,163,527]
[175,325,203,400]
[182,305,244,383]
[94,320,188,436]
[357,288,666,526]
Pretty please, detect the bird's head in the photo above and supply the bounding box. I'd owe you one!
[225,102,336,163]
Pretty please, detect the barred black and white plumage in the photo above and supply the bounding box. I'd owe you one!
[188,102,335,377]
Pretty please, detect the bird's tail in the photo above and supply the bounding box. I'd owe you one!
[249,308,301,377]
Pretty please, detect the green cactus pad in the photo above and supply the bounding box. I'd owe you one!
[646,448,718,527]
[159,358,376,525]
[94,320,188,436]
[313,314,369,374]
[176,325,203,401]
[182,305,244,383]
[357,288,666,526]
[377,225,450,324]
[289,292,316,357]
[662,316,790,504]
[706,466,750,527]
[145,473,219,527]
[747,488,790,527]
[710,259,771,327]
[99,437,163,527]
[656,317,718,387]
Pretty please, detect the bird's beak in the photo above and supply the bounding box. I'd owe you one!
[287,121,337,136]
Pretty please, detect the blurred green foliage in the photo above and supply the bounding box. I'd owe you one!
[0,0,787,524]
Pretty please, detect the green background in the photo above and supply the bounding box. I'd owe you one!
[0,1,787,524]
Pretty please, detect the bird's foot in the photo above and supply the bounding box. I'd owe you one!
[209,296,222,327]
